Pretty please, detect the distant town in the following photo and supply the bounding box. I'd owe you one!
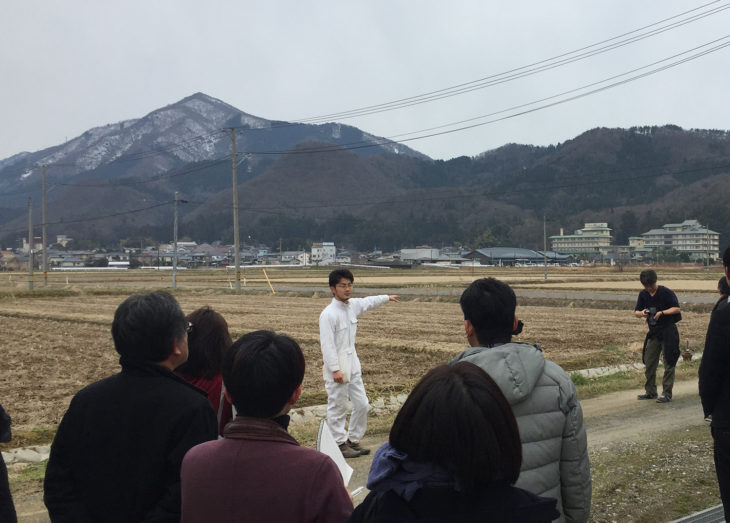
[0,218,719,272]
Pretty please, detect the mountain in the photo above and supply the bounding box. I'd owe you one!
[1,93,729,253]
[179,125,730,252]
[0,92,428,247]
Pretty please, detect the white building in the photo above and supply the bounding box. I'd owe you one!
[311,242,336,265]
[641,219,719,261]
[550,223,613,254]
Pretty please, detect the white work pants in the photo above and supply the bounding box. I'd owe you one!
[325,372,369,445]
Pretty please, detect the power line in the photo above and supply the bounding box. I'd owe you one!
[6,33,727,204]
[10,2,726,186]
[8,33,726,205]
[7,1,727,186]
[382,36,730,141]
[225,35,730,156]
[55,157,231,188]
[0,201,174,236]
[294,3,730,124]
[228,1,729,130]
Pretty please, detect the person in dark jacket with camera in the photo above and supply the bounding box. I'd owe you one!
[634,269,681,403]
[700,246,730,519]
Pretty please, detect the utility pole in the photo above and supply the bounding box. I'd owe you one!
[28,198,34,290]
[172,192,189,289]
[230,128,241,292]
[172,191,179,288]
[42,164,48,286]
[706,222,710,269]
[543,214,548,281]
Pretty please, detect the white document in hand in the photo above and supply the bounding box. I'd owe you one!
[338,351,352,383]
[317,419,353,486]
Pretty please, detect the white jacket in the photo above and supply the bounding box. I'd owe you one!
[451,342,591,523]
[319,295,389,381]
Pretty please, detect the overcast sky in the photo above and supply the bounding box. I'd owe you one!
[1,1,729,161]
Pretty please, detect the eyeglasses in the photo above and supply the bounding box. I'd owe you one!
[186,322,193,334]
[336,283,353,289]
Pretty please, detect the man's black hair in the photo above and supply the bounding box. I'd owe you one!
[639,269,657,286]
[390,363,522,493]
[222,330,305,418]
[111,290,187,362]
[328,268,354,288]
[175,307,232,379]
[723,245,730,268]
[459,278,516,346]
[718,276,730,296]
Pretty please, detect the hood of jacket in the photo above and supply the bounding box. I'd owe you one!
[451,342,546,406]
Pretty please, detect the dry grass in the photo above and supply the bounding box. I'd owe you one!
[1,265,724,520]
[0,264,716,430]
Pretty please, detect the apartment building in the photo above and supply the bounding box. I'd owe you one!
[550,223,613,254]
[641,220,719,261]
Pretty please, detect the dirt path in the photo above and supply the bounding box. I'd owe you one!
[11,378,708,521]
[583,379,705,449]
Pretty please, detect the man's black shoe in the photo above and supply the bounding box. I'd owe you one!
[637,394,658,400]
[656,396,671,403]
[347,440,370,455]
[339,442,361,459]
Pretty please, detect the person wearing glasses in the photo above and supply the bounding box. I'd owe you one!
[320,268,398,458]
[44,291,218,522]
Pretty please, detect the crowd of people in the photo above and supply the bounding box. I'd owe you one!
[1,248,729,522]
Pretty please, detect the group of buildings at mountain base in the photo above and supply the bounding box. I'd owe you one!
[0,219,719,272]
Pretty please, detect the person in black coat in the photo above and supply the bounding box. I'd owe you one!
[700,247,730,520]
[349,362,559,523]
[44,291,218,523]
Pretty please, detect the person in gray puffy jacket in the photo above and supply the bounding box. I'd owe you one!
[450,277,591,523]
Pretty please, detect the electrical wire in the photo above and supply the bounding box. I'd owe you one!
[5,34,728,208]
[11,2,728,181]
[55,157,232,188]
[231,1,729,129]
[222,34,730,156]
[0,201,173,236]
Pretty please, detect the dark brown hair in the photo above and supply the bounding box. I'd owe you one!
[639,269,658,286]
[176,307,232,379]
[390,362,522,493]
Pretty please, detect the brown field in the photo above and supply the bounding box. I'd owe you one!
[0,264,721,430]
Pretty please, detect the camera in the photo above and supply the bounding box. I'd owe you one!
[644,307,658,326]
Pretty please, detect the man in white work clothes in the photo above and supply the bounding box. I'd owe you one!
[319,268,399,458]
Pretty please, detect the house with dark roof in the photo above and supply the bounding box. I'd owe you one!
[466,247,571,266]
